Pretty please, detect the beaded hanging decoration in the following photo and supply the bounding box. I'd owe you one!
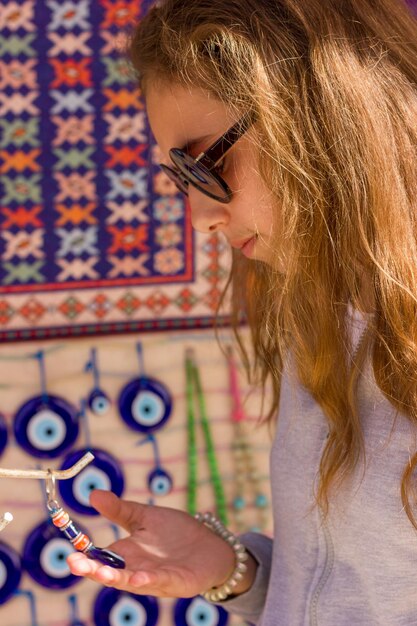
[185,349,228,525]
[227,346,269,532]
[45,471,125,569]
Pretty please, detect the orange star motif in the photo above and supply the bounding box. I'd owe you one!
[103,88,144,111]
[1,206,43,229]
[55,203,97,226]
[0,149,41,173]
[50,59,92,88]
[101,0,140,28]
[107,225,150,254]
[105,145,147,168]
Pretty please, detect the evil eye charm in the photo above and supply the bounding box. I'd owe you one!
[174,597,229,626]
[88,389,111,416]
[0,413,8,457]
[93,588,159,626]
[147,468,173,497]
[23,520,83,589]
[13,395,79,458]
[118,376,172,433]
[59,448,125,515]
[0,541,22,605]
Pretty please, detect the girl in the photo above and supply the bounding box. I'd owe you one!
[68,1,417,623]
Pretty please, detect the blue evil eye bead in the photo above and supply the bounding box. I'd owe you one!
[88,389,111,416]
[0,541,22,605]
[23,520,83,589]
[118,376,172,433]
[13,395,79,458]
[93,588,159,626]
[147,468,173,496]
[0,413,8,457]
[59,448,125,516]
[174,597,229,626]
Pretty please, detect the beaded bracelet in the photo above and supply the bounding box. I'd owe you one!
[195,511,248,602]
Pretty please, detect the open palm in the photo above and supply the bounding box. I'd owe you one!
[67,490,235,598]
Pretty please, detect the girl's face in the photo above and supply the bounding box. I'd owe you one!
[146,83,280,266]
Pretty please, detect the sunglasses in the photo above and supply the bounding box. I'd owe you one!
[159,113,254,204]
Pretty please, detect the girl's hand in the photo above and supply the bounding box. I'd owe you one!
[67,490,255,597]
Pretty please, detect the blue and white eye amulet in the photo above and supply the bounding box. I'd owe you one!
[58,448,125,516]
[13,395,79,458]
[173,597,229,626]
[94,588,159,626]
[0,541,22,604]
[22,520,82,589]
[88,389,111,416]
[118,376,172,433]
[147,468,173,497]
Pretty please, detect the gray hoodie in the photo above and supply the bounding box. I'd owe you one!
[222,311,417,625]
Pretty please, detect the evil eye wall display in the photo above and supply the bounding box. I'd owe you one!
[59,448,125,515]
[0,413,8,457]
[88,389,111,416]
[94,588,159,626]
[118,376,173,433]
[22,520,84,589]
[174,597,229,626]
[147,467,173,497]
[0,541,22,605]
[13,395,79,458]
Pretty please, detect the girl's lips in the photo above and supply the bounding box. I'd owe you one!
[229,236,257,257]
[240,235,257,258]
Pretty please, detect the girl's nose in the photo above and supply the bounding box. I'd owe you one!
[188,185,230,234]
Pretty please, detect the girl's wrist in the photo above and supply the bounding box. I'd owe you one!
[194,512,258,601]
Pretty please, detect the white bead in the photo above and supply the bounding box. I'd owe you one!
[195,510,250,602]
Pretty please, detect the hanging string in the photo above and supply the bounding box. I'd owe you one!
[13,589,39,626]
[227,346,269,532]
[33,350,48,404]
[79,398,92,451]
[185,350,197,517]
[85,348,100,389]
[136,341,145,376]
[185,348,228,525]
[68,593,87,626]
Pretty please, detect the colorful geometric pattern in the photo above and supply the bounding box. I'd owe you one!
[0,0,231,341]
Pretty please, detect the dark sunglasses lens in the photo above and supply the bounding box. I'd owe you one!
[160,163,189,195]
[170,149,230,202]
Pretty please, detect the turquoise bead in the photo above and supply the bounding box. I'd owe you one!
[233,496,246,510]
[255,494,268,508]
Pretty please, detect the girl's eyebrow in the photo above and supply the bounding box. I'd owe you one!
[178,134,215,153]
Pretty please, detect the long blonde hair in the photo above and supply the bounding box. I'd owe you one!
[129,0,417,524]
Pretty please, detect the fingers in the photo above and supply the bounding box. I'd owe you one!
[68,552,143,584]
[89,489,146,532]
[67,552,155,594]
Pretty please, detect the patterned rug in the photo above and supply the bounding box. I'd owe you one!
[0,0,231,341]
